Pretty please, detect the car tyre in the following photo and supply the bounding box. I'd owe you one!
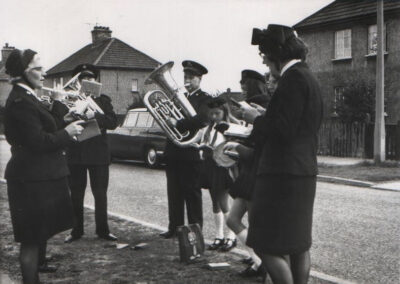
[145,147,158,168]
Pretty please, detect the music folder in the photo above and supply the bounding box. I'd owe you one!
[76,119,101,142]
[80,80,102,97]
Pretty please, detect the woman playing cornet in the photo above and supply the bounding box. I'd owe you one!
[4,49,83,284]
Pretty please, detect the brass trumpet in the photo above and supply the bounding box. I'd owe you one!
[41,79,104,115]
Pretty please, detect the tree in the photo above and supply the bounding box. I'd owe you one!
[336,78,375,123]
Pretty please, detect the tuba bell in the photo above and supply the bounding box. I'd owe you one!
[143,61,202,147]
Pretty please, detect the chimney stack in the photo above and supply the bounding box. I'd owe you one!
[2,43,15,63]
[91,26,112,44]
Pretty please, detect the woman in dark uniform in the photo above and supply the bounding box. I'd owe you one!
[4,49,84,284]
[226,25,323,284]
[225,69,270,278]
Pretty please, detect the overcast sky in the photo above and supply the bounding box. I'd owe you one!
[0,0,333,92]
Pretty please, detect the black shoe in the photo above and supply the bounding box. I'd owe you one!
[98,233,118,241]
[64,234,81,243]
[241,257,254,265]
[220,238,237,252]
[159,230,176,239]
[38,263,58,273]
[238,265,266,278]
[207,238,225,250]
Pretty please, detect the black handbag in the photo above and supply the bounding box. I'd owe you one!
[177,223,205,263]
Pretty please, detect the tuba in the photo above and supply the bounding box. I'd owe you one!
[143,61,202,147]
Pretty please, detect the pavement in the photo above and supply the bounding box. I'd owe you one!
[317,155,400,191]
[0,181,341,284]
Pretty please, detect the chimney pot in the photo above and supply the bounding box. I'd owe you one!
[91,26,112,44]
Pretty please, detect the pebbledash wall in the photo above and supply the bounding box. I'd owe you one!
[296,10,400,124]
[98,69,158,114]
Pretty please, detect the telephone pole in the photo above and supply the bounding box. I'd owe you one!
[374,0,385,163]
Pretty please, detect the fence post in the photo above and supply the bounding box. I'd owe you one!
[396,121,400,160]
[364,123,374,159]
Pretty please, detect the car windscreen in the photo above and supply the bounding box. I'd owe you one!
[136,112,153,128]
[124,112,139,127]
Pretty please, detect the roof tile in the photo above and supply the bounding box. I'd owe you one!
[294,0,400,29]
[46,38,160,76]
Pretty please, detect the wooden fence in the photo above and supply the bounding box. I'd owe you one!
[318,121,400,160]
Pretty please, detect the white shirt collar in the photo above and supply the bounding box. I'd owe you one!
[16,83,38,98]
[188,88,200,96]
[280,59,301,76]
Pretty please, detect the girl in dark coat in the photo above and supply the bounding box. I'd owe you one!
[4,49,84,284]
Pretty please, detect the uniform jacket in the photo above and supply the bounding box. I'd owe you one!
[67,94,118,165]
[247,62,323,176]
[164,89,211,161]
[4,85,71,181]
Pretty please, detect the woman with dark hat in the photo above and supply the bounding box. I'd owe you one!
[226,24,323,284]
[240,69,269,108]
[224,69,270,278]
[4,49,84,284]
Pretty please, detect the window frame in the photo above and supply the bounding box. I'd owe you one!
[367,23,387,55]
[131,79,138,93]
[334,29,352,60]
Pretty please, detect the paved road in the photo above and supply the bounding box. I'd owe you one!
[1,139,399,283]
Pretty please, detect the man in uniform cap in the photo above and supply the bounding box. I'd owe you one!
[159,60,211,238]
[72,64,99,81]
[240,69,266,85]
[62,63,119,243]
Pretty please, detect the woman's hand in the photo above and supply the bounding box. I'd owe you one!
[249,103,266,116]
[241,106,261,124]
[64,120,85,137]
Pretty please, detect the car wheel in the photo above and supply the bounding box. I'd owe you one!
[145,147,158,168]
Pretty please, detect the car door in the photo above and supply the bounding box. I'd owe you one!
[146,117,167,152]
[108,111,139,158]
[130,112,152,159]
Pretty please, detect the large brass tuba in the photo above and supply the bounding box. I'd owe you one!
[143,61,202,147]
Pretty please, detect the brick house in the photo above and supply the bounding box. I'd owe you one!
[45,26,161,115]
[0,43,15,107]
[294,0,400,124]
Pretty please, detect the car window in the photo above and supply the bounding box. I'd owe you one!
[152,119,162,130]
[124,112,139,127]
[136,113,150,127]
[146,116,154,128]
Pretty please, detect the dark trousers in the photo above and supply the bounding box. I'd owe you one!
[165,159,203,231]
[68,164,110,237]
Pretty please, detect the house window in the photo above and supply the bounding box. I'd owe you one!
[335,29,351,59]
[132,79,138,92]
[333,86,344,111]
[368,24,386,55]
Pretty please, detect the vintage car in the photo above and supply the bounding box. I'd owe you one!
[108,108,166,167]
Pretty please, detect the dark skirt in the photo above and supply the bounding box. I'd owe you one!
[201,158,232,194]
[229,154,259,201]
[7,177,73,244]
[247,174,316,255]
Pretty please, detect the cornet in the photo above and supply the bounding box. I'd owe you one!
[41,77,104,115]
